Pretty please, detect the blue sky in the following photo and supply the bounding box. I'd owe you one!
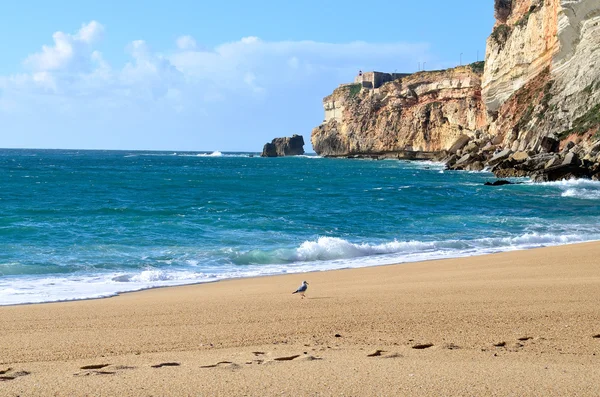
[0,1,494,152]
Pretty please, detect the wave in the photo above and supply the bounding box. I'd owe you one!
[196,151,223,157]
[131,151,259,158]
[561,188,600,200]
[2,233,599,306]
[296,155,322,159]
[531,178,600,200]
[535,178,600,187]
[231,233,596,266]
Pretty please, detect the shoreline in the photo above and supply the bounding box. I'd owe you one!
[3,238,599,308]
[2,241,600,395]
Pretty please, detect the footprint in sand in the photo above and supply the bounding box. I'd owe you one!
[200,361,240,369]
[80,364,110,370]
[367,350,402,358]
[151,362,180,368]
[76,363,115,376]
[273,355,301,361]
[412,343,434,350]
[444,343,460,350]
[75,364,136,377]
[297,355,323,362]
[0,368,31,381]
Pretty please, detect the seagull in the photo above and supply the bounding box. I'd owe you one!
[292,281,309,299]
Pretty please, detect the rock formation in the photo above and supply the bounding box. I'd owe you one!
[311,0,600,181]
[312,65,487,158]
[261,135,305,157]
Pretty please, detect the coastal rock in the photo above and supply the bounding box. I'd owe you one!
[466,161,485,172]
[562,152,578,166]
[540,136,560,153]
[511,151,529,162]
[449,135,472,154]
[485,180,514,186]
[562,141,575,153]
[531,163,589,182]
[545,156,561,169]
[488,149,512,167]
[261,135,305,157]
[454,154,472,167]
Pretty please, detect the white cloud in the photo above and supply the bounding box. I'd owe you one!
[24,21,104,73]
[176,35,197,51]
[4,22,432,107]
[0,21,436,150]
[74,20,104,43]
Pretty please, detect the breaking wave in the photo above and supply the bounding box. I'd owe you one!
[2,232,598,306]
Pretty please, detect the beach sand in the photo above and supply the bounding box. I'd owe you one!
[2,242,600,396]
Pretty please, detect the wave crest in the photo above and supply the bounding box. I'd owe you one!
[197,151,223,157]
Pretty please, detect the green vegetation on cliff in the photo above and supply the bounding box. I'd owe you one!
[491,24,512,47]
[347,83,362,98]
[572,104,600,135]
[469,61,485,74]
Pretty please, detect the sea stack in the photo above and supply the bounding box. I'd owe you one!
[261,134,305,157]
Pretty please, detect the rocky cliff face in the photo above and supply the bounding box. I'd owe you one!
[311,0,600,181]
[312,65,487,157]
[261,134,305,157]
[484,0,600,153]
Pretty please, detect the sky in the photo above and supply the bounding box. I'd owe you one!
[0,0,495,152]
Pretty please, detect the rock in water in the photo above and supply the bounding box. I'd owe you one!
[261,135,305,157]
[484,180,513,186]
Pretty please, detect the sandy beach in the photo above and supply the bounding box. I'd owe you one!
[2,242,600,396]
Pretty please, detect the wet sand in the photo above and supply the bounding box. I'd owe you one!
[2,242,600,396]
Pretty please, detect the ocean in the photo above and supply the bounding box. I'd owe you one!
[1,149,600,305]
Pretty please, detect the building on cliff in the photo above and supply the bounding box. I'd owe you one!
[354,71,410,89]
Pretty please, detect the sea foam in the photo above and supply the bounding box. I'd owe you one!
[1,231,598,306]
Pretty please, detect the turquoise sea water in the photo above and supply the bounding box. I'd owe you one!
[2,149,600,305]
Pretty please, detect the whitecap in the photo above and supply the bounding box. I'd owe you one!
[561,188,600,200]
[195,151,223,157]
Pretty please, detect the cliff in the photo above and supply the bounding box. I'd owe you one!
[312,65,487,158]
[261,134,305,157]
[311,0,600,180]
[484,0,600,154]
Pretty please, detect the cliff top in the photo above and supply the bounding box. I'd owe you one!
[325,62,484,103]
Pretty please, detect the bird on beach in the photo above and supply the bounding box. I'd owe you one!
[292,281,309,299]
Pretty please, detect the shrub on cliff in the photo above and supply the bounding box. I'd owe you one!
[491,24,512,47]
[469,61,485,74]
[347,83,362,98]
[557,103,600,140]
[495,0,513,23]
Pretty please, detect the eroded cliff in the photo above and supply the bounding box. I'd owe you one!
[311,65,487,157]
[311,0,600,181]
[485,0,600,153]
